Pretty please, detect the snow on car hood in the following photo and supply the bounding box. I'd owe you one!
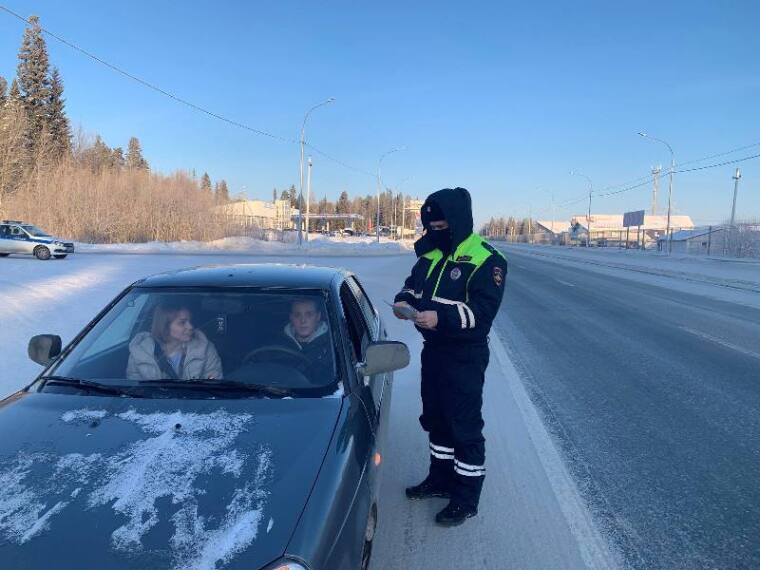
[0,393,342,570]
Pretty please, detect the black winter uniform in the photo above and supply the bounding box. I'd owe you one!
[394,187,507,509]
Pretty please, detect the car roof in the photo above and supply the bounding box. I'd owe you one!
[134,263,352,289]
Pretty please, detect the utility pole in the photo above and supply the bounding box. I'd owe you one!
[570,171,593,247]
[639,132,674,254]
[730,167,741,227]
[305,156,313,240]
[651,165,661,215]
[401,195,406,241]
[298,98,334,246]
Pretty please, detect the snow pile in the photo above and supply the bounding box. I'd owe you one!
[75,235,414,257]
[0,408,271,570]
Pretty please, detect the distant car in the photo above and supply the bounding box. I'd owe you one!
[0,264,409,570]
[0,220,74,260]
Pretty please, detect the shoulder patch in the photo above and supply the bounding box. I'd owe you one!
[456,255,472,262]
[493,266,504,287]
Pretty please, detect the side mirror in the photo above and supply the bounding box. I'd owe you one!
[357,341,410,377]
[28,334,62,366]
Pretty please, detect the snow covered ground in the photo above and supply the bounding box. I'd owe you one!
[75,234,413,257]
[0,249,617,569]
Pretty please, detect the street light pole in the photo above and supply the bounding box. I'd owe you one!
[305,156,313,239]
[570,171,593,246]
[376,147,404,242]
[730,167,741,227]
[639,132,674,253]
[298,98,335,246]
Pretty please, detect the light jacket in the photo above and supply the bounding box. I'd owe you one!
[126,330,223,381]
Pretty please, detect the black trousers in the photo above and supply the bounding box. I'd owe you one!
[419,341,489,509]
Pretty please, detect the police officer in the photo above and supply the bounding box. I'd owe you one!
[393,187,507,526]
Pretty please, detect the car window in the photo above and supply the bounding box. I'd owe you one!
[47,288,338,398]
[0,225,8,237]
[347,276,378,338]
[340,282,371,362]
[80,293,150,358]
[21,224,50,237]
[10,226,24,236]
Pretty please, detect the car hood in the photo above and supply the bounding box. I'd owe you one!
[0,392,343,570]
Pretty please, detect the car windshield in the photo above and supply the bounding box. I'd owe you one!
[45,288,339,398]
[21,224,51,237]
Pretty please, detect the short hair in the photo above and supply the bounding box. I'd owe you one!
[290,297,320,314]
[151,304,191,343]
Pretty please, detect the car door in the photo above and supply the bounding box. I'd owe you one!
[0,224,12,253]
[6,225,29,253]
[339,281,382,429]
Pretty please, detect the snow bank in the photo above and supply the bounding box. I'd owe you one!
[75,235,414,257]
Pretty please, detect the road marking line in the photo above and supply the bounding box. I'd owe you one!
[489,331,619,569]
[680,327,760,361]
[556,279,576,287]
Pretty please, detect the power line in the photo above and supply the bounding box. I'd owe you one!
[0,5,378,178]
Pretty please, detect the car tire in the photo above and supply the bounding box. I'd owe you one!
[360,504,377,570]
[34,245,52,260]
[53,254,67,259]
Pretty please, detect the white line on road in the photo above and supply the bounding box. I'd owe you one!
[556,279,576,287]
[680,327,760,361]
[489,332,619,569]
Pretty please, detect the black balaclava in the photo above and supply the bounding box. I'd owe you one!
[415,187,474,257]
[422,201,453,254]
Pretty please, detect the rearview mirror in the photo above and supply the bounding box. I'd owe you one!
[357,341,410,377]
[28,334,62,366]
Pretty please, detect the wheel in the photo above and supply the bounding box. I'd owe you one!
[0,253,9,257]
[53,254,67,259]
[360,504,377,570]
[34,246,51,260]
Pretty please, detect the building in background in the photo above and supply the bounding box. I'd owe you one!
[216,199,293,230]
[570,214,694,247]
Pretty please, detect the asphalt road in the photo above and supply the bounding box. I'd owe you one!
[494,246,760,569]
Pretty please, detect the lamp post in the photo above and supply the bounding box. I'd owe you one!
[538,187,556,240]
[570,171,593,246]
[376,147,405,242]
[298,98,334,245]
[639,132,674,253]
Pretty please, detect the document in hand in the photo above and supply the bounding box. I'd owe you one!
[385,300,418,320]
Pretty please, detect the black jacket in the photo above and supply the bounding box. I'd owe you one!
[395,187,508,345]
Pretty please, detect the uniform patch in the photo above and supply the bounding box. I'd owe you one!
[493,266,504,287]
[450,267,462,280]
[456,255,472,262]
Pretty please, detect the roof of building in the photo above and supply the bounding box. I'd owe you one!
[570,214,694,231]
[660,227,726,242]
[536,220,570,234]
[135,264,348,289]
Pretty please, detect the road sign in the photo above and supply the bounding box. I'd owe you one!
[623,210,645,228]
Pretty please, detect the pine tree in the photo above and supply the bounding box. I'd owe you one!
[0,79,30,196]
[200,172,212,193]
[0,76,7,107]
[47,67,71,159]
[216,180,229,202]
[126,136,148,170]
[111,147,125,169]
[16,15,51,151]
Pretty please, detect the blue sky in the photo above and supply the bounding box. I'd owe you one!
[1,0,759,227]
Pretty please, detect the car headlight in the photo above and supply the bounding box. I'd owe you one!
[261,559,309,570]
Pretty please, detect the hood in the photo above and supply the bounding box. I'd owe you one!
[283,321,328,347]
[0,392,342,570]
[414,187,474,256]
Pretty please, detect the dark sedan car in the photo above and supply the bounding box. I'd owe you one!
[0,264,409,570]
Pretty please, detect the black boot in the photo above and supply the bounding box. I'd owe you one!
[405,477,451,500]
[435,502,478,526]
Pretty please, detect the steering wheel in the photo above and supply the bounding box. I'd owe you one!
[241,344,311,373]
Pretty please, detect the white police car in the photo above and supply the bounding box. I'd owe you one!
[0,220,74,260]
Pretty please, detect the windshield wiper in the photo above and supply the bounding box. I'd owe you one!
[138,379,296,398]
[40,375,143,398]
